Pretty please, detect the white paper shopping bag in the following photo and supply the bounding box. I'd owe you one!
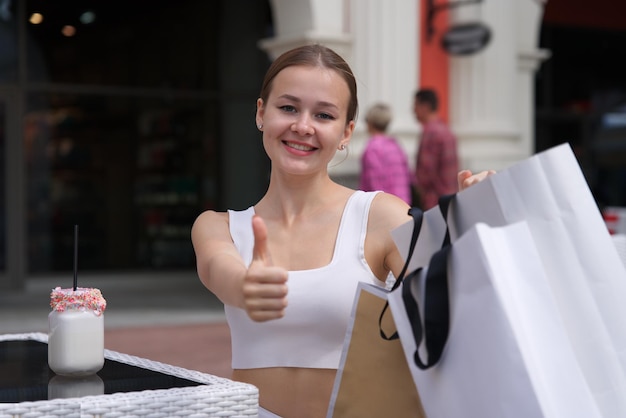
[388,222,602,418]
[391,143,626,416]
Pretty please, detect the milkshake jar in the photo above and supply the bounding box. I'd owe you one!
[48,374,105,399]
[48,287,107,376]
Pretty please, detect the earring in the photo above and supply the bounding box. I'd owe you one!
[257,124,263,130]
[339,144,346,151]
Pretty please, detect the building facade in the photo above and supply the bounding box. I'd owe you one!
[4,0,626,289]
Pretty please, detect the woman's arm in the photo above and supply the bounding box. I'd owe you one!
[367,170,496,281]
[365,193,413,281]
[191,210,248,308]
[191,211,288,321]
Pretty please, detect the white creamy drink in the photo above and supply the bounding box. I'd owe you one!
[48,287,107,376]
[48,374,105,399]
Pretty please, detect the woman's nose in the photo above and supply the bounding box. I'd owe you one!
[291,114,314,135]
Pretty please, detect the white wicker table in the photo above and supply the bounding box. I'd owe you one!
[0,333,258,418]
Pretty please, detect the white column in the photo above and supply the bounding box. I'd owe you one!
[259,0,352,60]
[336,0,419,178]
[515,0,551,158]
[258,0,419,183]
[449,0,548,171]
[449,0,519,171]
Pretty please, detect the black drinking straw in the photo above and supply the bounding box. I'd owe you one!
[73,224,79,291]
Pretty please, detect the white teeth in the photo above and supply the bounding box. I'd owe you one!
[287,142,314,151]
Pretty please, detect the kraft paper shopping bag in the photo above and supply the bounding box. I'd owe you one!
[327,207,426,418]
[327,283,425,418]
[388,222,602,418]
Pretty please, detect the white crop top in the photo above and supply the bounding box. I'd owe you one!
[225,190,385,369]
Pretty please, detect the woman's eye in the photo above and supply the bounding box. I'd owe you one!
[317,113,335,120]
[279,105,296,113]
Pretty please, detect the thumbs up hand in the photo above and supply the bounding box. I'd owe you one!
[242,215,288,322]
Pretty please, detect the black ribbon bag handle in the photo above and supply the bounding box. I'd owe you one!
[379,194,455,371]
[379,206,424,340]
[402,244,450,369]
[402,194,455,369]
[392,207,424,292]
[379,195,453,340]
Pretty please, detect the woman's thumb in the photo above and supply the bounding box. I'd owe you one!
[251,215,272,265]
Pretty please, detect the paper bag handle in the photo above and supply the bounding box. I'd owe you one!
[379,195,455,340]
[379,207,424,340]
[391,207,424,292]
[378,194,456,352]
[400,194,454,368]
[402,244,451,369]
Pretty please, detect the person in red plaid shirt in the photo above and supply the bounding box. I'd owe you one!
[413,88,459,210]
[359,103,412,204]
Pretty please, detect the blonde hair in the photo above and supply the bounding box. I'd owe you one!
[365,103,392,132]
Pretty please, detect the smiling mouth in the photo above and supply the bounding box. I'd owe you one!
[284,141,317,152]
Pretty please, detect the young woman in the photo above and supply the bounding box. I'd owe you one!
[191,44,491,418]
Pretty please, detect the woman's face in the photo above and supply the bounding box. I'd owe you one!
[256,65,355,176]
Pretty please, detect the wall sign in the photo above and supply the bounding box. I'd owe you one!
[441,22,491,55]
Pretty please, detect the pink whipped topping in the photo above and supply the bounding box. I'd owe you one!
[50,287,107,315]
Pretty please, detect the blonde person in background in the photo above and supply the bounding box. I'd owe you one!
[359,103,412,204]
[191,44,493,418]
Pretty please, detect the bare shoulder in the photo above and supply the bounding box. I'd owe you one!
[193,209,228,225]
[364,193,413,278]
[191,210,230,242]
[368,192,412,233]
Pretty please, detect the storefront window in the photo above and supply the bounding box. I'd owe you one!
[21,0,225,272]
[25,94,217,271]
[25,0,218,89]
[0,3,18,83]
[13,0,272,275]
[0,101,5,270]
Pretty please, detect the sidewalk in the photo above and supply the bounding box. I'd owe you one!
[105,322,232,378]
[0,271,232,378]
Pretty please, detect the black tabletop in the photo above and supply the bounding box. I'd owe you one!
[0,340,202,403]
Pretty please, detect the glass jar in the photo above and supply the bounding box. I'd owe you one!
[48,287,107,376]
[48,374,105,399]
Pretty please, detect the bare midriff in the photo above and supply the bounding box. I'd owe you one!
[232,367,337,418]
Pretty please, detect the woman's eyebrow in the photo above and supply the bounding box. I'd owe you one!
[277,94,339,110]
[277,94,300,102]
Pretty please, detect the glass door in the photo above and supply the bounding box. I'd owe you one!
[0,88,26,289]
[0,96,6,274]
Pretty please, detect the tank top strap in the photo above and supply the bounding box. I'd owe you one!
[228,207,255,266]
[229,191,380,266]
[333,190,380,260]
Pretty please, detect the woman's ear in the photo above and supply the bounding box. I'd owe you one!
[255,98,265,127]
[340,120,355,148]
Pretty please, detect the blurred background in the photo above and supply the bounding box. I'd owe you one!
[1,0,625,373]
